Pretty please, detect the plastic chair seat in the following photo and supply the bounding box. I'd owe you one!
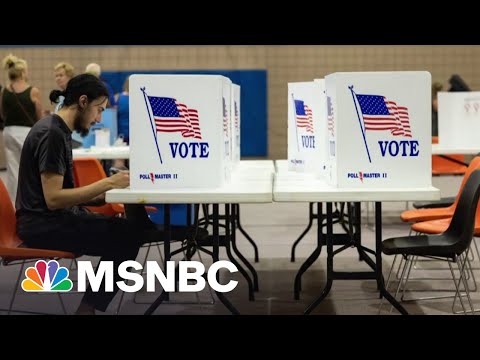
[400,207,454,223]
[382,234,460,258]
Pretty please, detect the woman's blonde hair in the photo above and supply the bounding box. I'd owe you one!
[54,62,75,78]
[2,54,27,81]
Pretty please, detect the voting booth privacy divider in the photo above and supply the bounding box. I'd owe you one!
[287,80,327,176]
[288,71,432,189]
[438,91,480,148]
[129,74,235,190]
[231,84,241,165]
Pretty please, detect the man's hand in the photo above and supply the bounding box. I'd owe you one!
[109,171,130,189]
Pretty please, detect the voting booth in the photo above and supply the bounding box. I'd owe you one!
[438,91,480,148]
[325,71,431,188]
[129,74,230,190]
[287,81,326,175]
[231,84,241,165]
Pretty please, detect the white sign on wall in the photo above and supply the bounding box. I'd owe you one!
[325,71,431,188]
[438,91,480,148]
[129,74,228,189]
[287,81,324,174]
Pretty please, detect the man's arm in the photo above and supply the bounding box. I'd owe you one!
[80,193,106,207]
[41,171,129,210]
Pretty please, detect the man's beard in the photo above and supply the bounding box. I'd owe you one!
[73,112,91,137]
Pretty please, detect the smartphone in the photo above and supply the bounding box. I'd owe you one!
[109,166,128,176]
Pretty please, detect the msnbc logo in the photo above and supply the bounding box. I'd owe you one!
[21,260,73,292]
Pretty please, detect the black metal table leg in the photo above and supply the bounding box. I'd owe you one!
[145,204,171,315]
[212,204,240,315]
[224,204,255,300]
[294,202,323,300]
[291,202,315,262]
[304,202,333,315]
[236,204,259,262]
[230,204,259,292]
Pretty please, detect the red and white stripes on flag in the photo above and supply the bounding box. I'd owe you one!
[295,101,314,133]
[148,96,202,140]
[355,94,412,138]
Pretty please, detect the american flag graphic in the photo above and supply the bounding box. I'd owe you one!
[147,96,202,139]
[294,99,314,133]
[223,97,229,136]
[327,96,334,136]
[234,101,239,129]
[355,94,412,138]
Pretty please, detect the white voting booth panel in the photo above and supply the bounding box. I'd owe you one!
[129,74,228,189]
[231,84,241,165]
[325,71,431,188]
[287,81,325,175]
[438,91,480,148]
[223,78,232,178]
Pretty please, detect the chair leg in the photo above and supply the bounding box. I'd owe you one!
[388,256,412,314]
[395,255,404,280]
[450,257,471,314]
[452,252,477,314]
[8,261,25,315]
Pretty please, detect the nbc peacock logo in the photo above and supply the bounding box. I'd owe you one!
[21,260,73,292]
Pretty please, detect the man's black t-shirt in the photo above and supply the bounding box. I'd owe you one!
[15,114,75,216]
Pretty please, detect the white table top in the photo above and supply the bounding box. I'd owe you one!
[72,146,130,160]
[432,144,480,155]
[236,160,275,170]
[106,176,273,204]
[275,159,289,173]
[273,175,440,202]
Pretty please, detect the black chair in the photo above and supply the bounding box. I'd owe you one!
[381,169,480,314]
[412,196,456,209]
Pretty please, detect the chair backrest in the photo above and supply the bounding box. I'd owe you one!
[73,157,108,186]
[445,169,480,254]
[0,179,22,248]
[72,157,116,216]
[450,156,480,209]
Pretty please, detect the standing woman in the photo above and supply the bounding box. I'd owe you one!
[0,54,43,201]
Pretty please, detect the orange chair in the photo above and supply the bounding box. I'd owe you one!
[73,157,157,217]
[431,136,467,176]
[412,198,480,236]
[73,157,126,216]
[401,156,480,223]
[0,178,76,314]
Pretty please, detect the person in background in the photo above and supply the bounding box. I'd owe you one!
[53,62,83,147]
[432,82,443,137]
[15,74,163,315]
[54,62,75,106]
[85,63,116,108]
[0,54,43,201]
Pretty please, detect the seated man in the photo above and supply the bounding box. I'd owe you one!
[15,74,160,315]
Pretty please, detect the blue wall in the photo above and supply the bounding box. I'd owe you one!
[102,70,268,157]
